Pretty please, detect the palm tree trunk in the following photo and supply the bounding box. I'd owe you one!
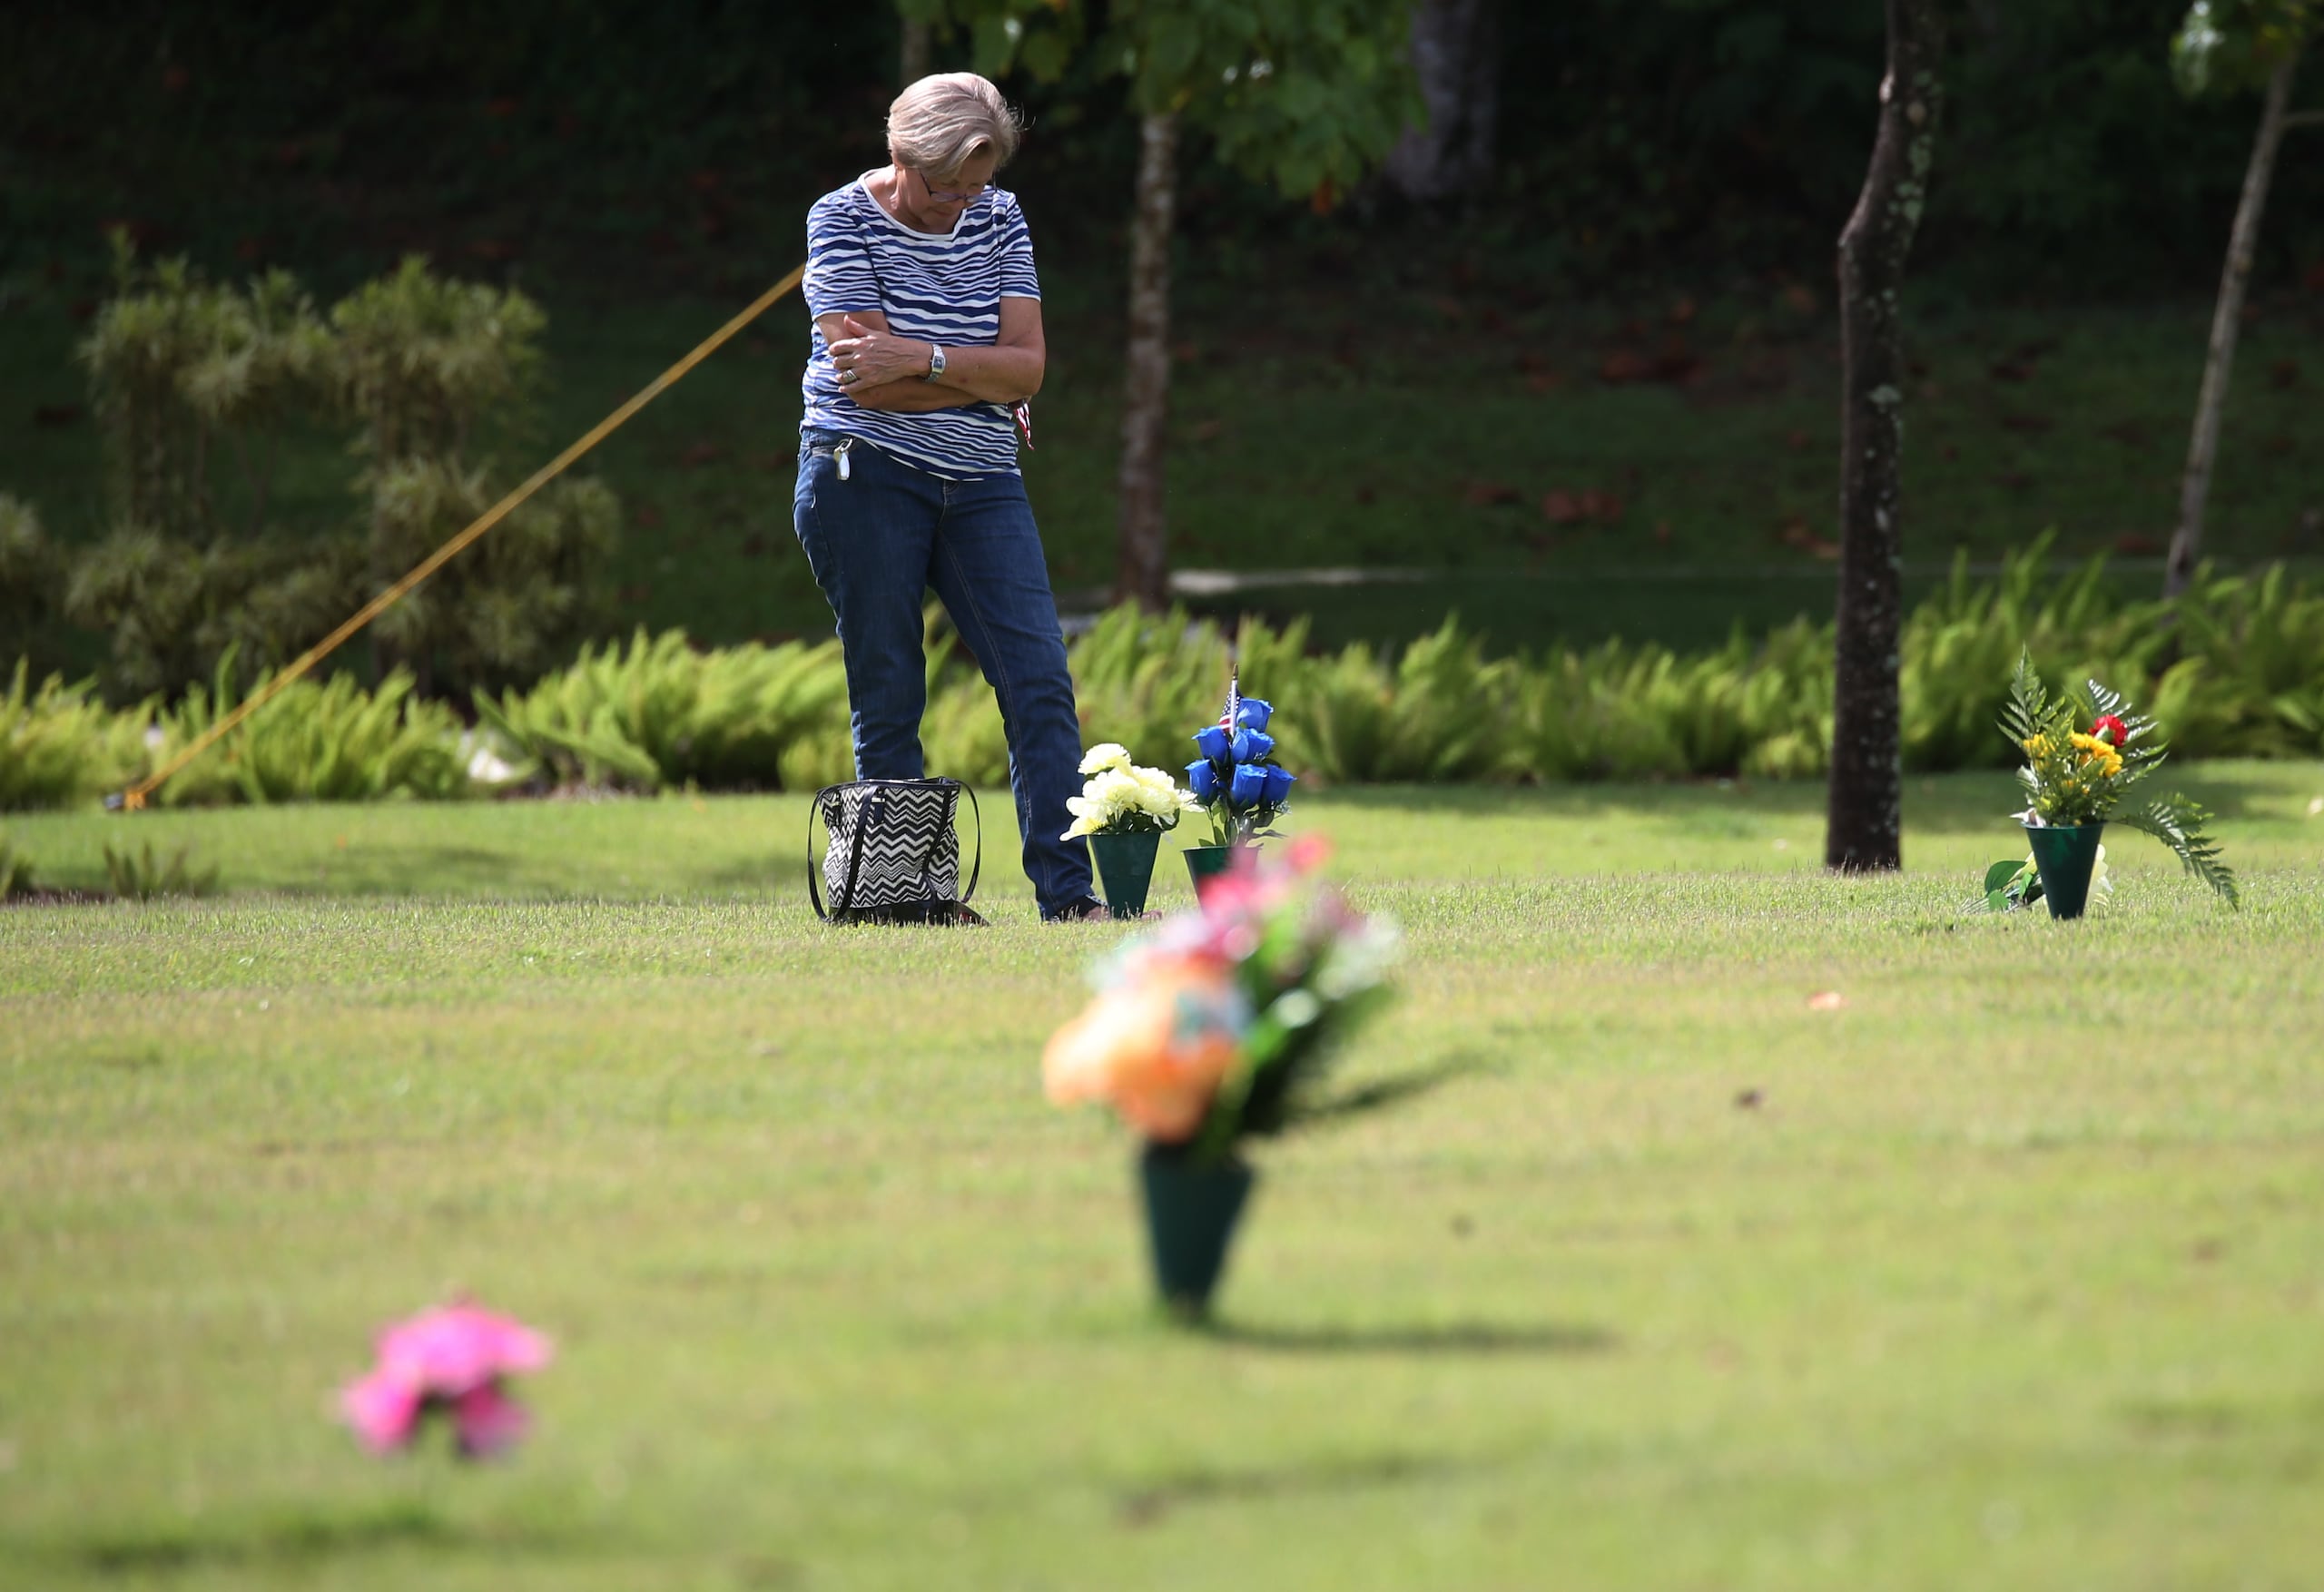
[1116,109,1179,612]
[2164,49,2300,599]
[1826,0,1944,875]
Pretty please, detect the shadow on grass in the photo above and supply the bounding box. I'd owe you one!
[1114,1445,1493,1526]
[64,1499,583,1575]
[1202,1316,1618,1357]
[1115,1450,1478,1524]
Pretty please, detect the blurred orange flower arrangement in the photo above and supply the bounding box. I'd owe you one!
[1042,836,1466,1316]
[1043,955,1246,1141]
[1041,838,1460,1160]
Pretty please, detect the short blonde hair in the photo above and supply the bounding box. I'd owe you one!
[887,73,1023,181]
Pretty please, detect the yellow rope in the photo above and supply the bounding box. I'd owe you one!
[114,263,806,811]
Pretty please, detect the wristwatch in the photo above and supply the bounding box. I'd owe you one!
[923,344,947,383]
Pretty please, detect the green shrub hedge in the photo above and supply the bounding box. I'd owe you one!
[5,545,2321,812]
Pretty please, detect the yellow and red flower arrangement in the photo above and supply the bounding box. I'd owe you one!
[1983,653,2236,912]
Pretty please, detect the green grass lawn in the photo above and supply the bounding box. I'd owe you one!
[5,766,2324,1590]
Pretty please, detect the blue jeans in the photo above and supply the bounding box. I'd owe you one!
[793,429,1093,917]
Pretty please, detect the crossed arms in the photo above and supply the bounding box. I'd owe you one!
[818,297,1045,413]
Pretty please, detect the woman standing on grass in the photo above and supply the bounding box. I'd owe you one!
[793,72,1104,922]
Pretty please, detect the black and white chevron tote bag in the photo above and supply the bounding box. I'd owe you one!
[808,778,984,925]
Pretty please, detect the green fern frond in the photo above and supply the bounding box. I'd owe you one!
[2000,651,2053,748]
[2079,677,2158,745]
[2117,793,2239,909]
[2081,676,2130,724]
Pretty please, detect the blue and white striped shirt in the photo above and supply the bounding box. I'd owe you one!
[799,174,1039,480]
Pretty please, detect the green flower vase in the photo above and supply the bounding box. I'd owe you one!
[1137,1142,1256,1321]
[2024,821,2104,920]
[1088,830,1162,919]
[1182,840,1257,899]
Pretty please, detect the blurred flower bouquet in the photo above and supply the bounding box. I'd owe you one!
[1043,839,1452,1318]
[1982,654,2236,919]
[341,1302,553,1460]
[1063,743,1196,919]
[1184,673,1295,892]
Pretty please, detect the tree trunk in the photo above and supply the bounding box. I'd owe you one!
[1384,0,1500,203]
[900,16,931,87]
[1825,0,1944,875]
[1116,109,1179,612]
[2164,49,2300,599]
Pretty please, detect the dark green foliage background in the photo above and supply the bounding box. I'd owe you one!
[3,1,2317,292]
[3,1,2319,693]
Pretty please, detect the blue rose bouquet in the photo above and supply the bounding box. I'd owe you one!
[1186,671,1295,847]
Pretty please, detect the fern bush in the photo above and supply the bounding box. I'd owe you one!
[1,662,150,811]
[1895,537,2324,771]
[150,657,471,805]
[2168,565,2324,758]
[1898,540,2158,772]
[1062,604,1243,772]
[1498,620,1842,785]
[948,561,2323,789]
[476,628,849,792]
[1302,619,1520,782]
[10,555,2324,807]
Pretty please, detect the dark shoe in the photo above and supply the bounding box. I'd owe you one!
[1046,896,1162,923]
[1044,896,1115,923]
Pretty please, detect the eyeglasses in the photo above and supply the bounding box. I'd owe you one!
[920,174,994,204]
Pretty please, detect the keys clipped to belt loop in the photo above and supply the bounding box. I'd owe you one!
[835,437,854,480]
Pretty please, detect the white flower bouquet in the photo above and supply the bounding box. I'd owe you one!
[1062,744,1195,840]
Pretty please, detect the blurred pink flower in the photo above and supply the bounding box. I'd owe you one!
[377,1303,552,1391]
[1189,837,1325,919]
[340,1302,552,1459]
[448,1382,531,1458]
[340,1369,421,1454]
